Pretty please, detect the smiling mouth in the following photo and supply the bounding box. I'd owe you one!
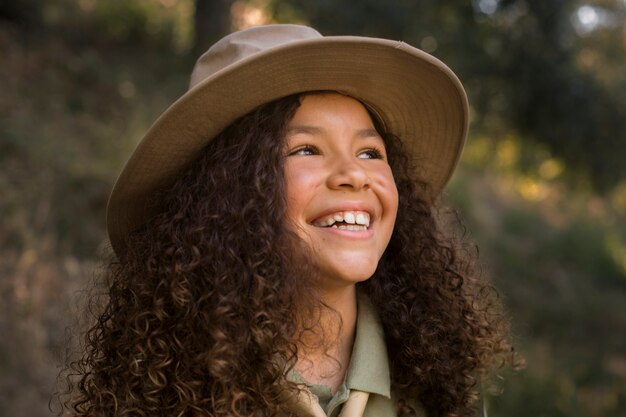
[312,211,371,230]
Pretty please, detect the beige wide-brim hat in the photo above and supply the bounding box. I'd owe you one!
[107,24,469,256]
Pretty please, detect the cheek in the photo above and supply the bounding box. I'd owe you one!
[377,169,399,215]
[387,178,399,213]
[377,172,399,246]
[385,192,399,239]
[284,163,318,223]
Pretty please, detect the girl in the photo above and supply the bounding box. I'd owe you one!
[65,24,515,417]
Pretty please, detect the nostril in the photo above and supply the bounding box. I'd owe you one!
[328,168,371,190]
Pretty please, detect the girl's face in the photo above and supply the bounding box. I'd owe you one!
[284,93,399,290]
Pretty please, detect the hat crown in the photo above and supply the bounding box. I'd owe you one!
[189,24,322,89]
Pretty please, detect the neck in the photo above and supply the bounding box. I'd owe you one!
[295,285,358,393]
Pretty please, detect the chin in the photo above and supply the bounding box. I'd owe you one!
[320,263,379,288]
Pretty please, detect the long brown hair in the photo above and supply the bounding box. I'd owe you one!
[367,130,515,416]
[61,93,515,417]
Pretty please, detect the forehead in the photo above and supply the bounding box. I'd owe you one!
[288,92,379,128]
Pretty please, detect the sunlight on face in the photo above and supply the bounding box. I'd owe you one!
[283,93,398,290]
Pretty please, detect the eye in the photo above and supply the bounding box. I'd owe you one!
[357,148,385,160]
[287,145,319,156]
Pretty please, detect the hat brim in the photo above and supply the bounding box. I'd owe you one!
[107,36,469,256]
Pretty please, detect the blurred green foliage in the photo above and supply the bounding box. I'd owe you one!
[0,0,625,416]
[448,134,626,416]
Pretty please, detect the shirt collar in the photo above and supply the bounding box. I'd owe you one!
[345,290,391,398]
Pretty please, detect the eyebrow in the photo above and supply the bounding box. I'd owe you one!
[286,125,382,139]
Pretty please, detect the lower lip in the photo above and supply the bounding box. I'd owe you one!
[313,226,374,239]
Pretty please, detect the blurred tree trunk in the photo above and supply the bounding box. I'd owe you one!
[0,0,42,27]
[193,0,233,55]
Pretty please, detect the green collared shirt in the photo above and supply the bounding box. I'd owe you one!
[287,292,425,417]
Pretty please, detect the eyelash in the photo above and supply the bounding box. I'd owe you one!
[288,145,318,156]
[287,145,385,160]
[359,148,384,159]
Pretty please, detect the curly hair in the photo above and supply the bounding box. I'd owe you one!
[365,130,516,417]
[61,92,516,417]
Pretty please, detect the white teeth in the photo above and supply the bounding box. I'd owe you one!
[313,211,371,228]
[337,224,367,231]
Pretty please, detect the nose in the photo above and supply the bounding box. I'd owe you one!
[326,157,371,191]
